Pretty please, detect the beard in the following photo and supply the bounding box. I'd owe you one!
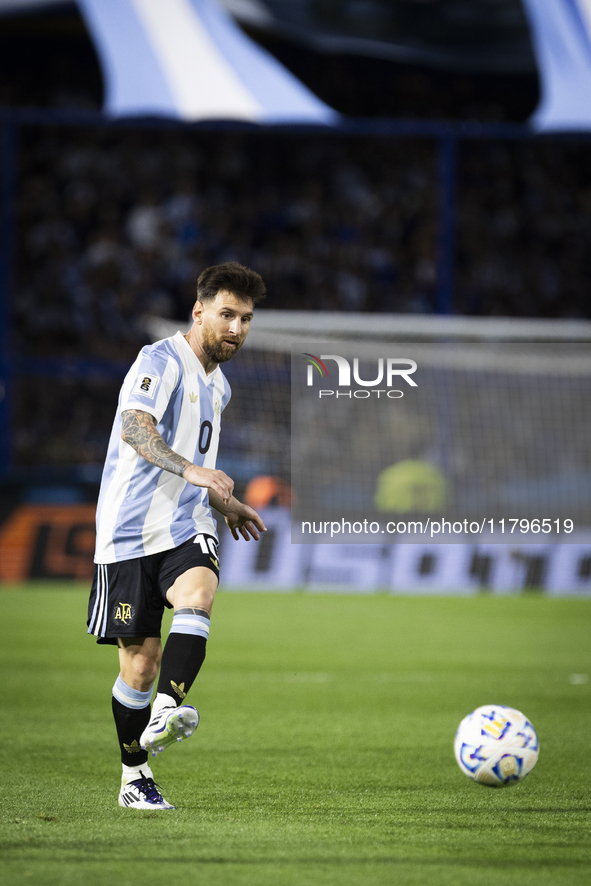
[200,322,244,364]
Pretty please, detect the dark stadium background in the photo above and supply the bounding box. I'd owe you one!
[0,0,590,582]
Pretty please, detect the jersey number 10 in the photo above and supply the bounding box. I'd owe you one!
[194,533,219,557]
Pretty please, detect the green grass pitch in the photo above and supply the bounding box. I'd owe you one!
[0,586,590,886]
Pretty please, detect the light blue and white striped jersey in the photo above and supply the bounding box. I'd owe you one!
[94,331,231,564]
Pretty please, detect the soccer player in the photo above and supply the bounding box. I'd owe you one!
[87,262,267,810]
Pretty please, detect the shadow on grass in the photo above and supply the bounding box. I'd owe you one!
[2,849,589,869]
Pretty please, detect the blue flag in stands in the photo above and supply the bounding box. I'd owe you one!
[77,0,338,125]
[523,0,591,131]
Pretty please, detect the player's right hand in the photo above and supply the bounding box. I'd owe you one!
[182,464,234,504]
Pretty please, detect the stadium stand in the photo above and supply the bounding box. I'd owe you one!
[8,124,591,473]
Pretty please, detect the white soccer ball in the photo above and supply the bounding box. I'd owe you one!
[454,704,539,787]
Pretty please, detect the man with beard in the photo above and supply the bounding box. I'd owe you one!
[87,262,267,809]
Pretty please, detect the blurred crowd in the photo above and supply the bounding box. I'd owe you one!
[457,140,591,317]
[11,126,591,468]
[14,127,438,360]
[14,127,591,361]
[13,377,121,470]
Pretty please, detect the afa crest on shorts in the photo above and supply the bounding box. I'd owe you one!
[113,602,136,625]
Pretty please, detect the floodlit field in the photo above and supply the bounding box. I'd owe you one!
[1,586,590,886]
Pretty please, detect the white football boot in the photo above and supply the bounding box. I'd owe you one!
[139,705,199,757]
[118,769,174,810]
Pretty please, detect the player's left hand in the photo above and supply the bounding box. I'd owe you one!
[225,504,266,541]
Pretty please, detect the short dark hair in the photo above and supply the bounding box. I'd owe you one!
[197,262,266,305]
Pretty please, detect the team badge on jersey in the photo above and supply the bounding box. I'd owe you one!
[133,373,160,400]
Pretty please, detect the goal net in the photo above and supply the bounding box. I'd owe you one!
[146,311,591,549]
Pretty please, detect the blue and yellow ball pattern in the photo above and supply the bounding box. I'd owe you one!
[454,704,539,786]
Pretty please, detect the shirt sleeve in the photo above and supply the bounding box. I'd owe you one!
[221,373,232,412]
[120,345,180,424]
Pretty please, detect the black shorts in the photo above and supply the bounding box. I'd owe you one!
[87,533,219,645]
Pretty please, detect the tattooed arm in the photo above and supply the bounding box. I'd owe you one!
[121,409,190,475]
[120,409,234,503]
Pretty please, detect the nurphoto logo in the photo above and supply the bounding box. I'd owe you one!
[302,353,417,399]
